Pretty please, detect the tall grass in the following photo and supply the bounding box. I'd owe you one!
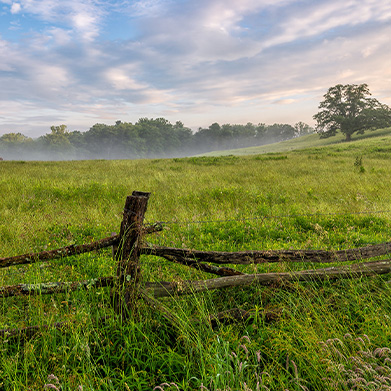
[0,129,391,389]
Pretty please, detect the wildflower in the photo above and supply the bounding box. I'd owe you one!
[290,360,298,378]
[154,383,170,391]
[240,336,251,344]
[240,344,249,355]
[43,386,59,391]
[318,341,327,351]
[351,377,367,385]
[336,364,345,372]
[355,337,365,345]
[354,367,365,375]
[374,366,388,375]
[47,374,59,383]
[362,334,371,344]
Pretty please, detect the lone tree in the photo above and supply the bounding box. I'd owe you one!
[313,84,391,141]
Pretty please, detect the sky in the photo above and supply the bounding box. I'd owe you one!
[0,0,390,138]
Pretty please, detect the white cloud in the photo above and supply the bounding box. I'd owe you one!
[128,0,168,17]
[259,0,391,50]
[10,2,21,13]
[4,0,104,40]
[273,99,296,105]
[32,64,70,91]
[106,67,147,90]
[47,27,72,46]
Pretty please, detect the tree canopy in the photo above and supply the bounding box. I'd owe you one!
[314,84,391,141]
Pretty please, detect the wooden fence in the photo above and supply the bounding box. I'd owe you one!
[1,191,391,338]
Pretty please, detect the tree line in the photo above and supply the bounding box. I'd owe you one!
[0,118,313,160]
[3,83,389,160]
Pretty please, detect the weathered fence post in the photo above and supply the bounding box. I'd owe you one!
[114,191,150,317]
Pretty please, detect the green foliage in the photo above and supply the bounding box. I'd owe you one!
[294,121,314,136]
[314,84,391,141]
[0,133,34,157]
[354,156,366,173]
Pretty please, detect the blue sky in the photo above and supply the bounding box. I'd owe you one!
[0,0,390,138]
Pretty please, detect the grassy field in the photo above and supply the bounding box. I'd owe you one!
[199,127,391,156]
[0,129,391,390]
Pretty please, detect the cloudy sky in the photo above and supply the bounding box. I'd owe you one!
[0,0,390,138]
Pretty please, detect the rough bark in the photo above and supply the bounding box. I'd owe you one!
[143,259,391,298]
[0,276,115,298]
[0,235,120,268]
[114,191,150,316]
[161,254,244,276]
[0,223,162,269]
[143,242,391,264]
[2,232,389,269]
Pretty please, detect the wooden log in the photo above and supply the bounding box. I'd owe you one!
[143,259,391,298]
[143,222,163,234]
[160,254,244,276]
[111,232,119,261]
[143,242,391,264]
[114,191,150,316]
[0,276,115,298]
[0,223,162,269]
[2,236,391,270]
[0,235,120,269]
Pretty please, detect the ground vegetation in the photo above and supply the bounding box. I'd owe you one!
[1,128,391,389]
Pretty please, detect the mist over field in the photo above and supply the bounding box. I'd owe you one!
[0,119,312,161]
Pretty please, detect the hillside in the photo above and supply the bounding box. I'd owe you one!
[199,127,391,156]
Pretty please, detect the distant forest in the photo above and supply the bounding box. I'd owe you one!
[0,118,313,160]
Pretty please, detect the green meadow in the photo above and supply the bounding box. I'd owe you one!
[1,128,391,390]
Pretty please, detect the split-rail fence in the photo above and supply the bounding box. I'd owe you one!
[1,191,391,338]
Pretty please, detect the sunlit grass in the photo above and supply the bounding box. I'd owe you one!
[0,128,391,389]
